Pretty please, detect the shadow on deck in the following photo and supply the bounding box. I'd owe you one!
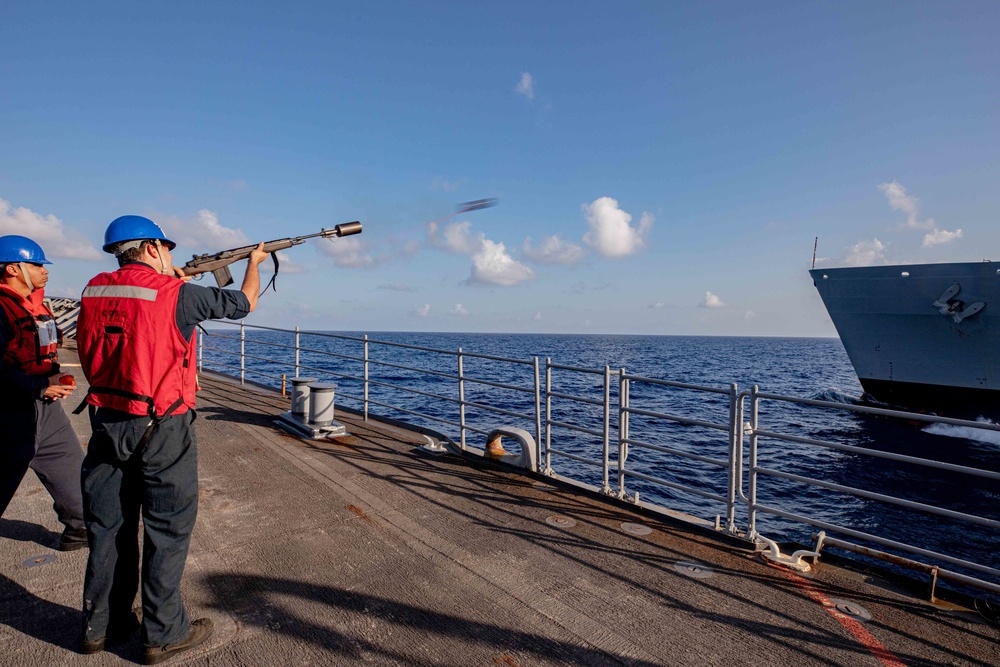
[1,355,996,666]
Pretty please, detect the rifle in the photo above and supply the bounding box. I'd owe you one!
[181,221,362,288]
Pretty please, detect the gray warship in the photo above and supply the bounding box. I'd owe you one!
[811,261,1000,415]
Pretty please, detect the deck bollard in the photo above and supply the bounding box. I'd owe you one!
[308,383,336,426]
[290,377,318,417]
[276,379,345,439]
[484,427,538,472]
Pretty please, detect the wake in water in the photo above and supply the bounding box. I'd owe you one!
[923,417,1000,447]
[811,388,862,405]
[815,388,1000,449]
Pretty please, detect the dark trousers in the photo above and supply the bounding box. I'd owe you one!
[81,408,199,647]
[0,399,85,531]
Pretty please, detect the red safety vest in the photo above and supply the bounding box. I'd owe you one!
[0,283,59,377]
[77,264,196,418]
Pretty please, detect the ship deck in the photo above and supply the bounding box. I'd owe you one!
[1,348,997,666]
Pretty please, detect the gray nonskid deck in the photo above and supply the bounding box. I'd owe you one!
[0,355,996,666]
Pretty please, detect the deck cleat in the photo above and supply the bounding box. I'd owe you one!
[757,535,818,572]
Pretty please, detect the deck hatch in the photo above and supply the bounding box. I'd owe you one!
[828,598,872,623]
[621,522,652,536]
[673,561,714,579]
[545,515,577,528]
[22,554,57,568]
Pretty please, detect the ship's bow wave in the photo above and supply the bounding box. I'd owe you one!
[811,388,862,405]
[924,418,1000,447]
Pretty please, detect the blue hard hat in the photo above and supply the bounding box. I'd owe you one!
[0,235,52,265]
[103,215,176,253]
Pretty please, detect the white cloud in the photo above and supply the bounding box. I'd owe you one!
[413,303,431,317]
[533,311,542,321]
[699,291,726,308]
[0,198,102,260]
[428,221,535,286]
[582,197,653,258]
[428,221,481,254]
[879,181,934,230]
[841,238,888,266]
[321,231,415,268]
[649,301,666,309]
[922,228,963,247]
[878,181,964,250]
[515,72,535,99]
[522,235,585,265]
[401,239,422,256]
[469,239,535,286]
[317,236,378,268]
[159,209,251,249]
[449,303,469,317]
[745,310,756,321]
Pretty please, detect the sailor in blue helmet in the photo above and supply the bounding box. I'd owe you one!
[0,235,87,550]
[76,215,266,662]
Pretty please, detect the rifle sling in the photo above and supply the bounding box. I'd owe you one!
[264,251,279,293]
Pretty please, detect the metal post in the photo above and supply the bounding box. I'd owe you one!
[295,326,300,378]
[618,369,629,500]
[601,365,611,494]
[363,335,369,422]
[457,348,466,450]
[725,383,739,534]
[197,328,203,374]
[240,320,245,386]
[747,385,760,540]
[533,357,542,470]
[544,358,553,474]
[735,394,747,503]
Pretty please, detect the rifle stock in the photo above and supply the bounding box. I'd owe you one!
[182,221,362,287]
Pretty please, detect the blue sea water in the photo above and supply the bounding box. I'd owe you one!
[199,329,1000,581]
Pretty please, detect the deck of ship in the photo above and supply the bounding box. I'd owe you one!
[1,347,997,666]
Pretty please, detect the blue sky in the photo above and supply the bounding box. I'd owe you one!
[2,2,998,336]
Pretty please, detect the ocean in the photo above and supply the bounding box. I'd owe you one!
[199,329,1000,581]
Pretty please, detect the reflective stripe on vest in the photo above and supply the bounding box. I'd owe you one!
[81,284,158,301]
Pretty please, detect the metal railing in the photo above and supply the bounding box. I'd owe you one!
[200,323,540,454]
[618,374,742,534]
[198,321,1000,599]
[741,386,1000,598]
[542,362,616,491]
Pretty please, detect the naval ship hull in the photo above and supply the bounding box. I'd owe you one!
[810,261,1000,416]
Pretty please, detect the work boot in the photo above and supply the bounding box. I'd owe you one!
[59,527,88,551]
[141,617,214,665]
[81,611,141,655]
